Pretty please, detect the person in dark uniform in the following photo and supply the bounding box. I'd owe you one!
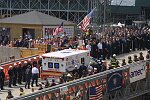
[146,50,150,60]
[72,65,79,75]
[139,52,144,60]
[25,65,32,89]
[0,67,5,90]
[79,63,87,78]
[8,66,14,87]
[12,63,18,86]
[133,55,139,62]
[121,59,126,66]
[17,62,23,84]
[128,56,133,64]
[23,61,28,82]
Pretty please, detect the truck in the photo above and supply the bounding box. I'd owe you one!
[41,49,90,79]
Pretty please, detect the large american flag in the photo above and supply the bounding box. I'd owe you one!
[80,8,95,32]
[53,22,64,36]
[89,85,103,100]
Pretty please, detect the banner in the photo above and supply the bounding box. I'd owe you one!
[129,62,146,83]
[43,26,74,38]
[107,70,123,92]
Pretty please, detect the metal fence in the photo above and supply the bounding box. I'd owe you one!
[12,60,150,100]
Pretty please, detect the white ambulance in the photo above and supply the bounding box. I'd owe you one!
[41,49,90,78]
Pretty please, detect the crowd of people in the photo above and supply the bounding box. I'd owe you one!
[3,26,150,60]
[1,25,150,99]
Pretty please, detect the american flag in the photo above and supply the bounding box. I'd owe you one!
[89,85,103,100]
[53,22,64,36]
[80,8,95,31]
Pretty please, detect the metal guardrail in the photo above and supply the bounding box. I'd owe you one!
[12,60,150,100]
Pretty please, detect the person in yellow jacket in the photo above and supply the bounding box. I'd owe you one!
[110,54,118,69]
[19,88,25,96]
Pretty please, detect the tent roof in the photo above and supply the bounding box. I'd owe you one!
[0,11,75,25]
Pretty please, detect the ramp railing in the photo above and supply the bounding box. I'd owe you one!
[12,60,150,100]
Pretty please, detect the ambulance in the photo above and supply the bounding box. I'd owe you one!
[41,49,90,79]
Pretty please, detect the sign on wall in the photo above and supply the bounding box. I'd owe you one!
[107,70,123,92]
[129,62,146,83]
[43,26,74,38]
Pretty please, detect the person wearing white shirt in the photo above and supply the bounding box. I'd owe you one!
[31,66,39,87]
[97,41,103,59]
[86,43,91,51]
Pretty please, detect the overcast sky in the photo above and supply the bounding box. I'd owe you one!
[111,0,135,6]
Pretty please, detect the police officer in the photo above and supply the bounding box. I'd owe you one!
[8,66,14,87]
[0,67,5,90]
[110,54,117,68]
[133,55,139,62]
[121,59,126,66]
[25,65,32,89]
[17,62,23,84]
[139,52,144,60]
[128,56,133,64]
[13,63,17,86]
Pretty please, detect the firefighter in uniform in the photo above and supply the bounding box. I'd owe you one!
[146,50,150,60]
[0,67,5,90]
[128,56,133,64]
[139,52,144,60]
[17,62,23,84]
[133,55,139,62]
[8,66,14,87]
[23,61,28,82]
[13,63,17,86]
[110,54,118,69]
[121,59,126,66]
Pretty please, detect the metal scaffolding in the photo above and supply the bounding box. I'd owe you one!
[0,0,111,26]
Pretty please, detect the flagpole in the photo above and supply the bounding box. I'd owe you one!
[77,7,96,27]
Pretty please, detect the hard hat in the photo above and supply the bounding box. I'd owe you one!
[24,61,27,63]
[67,73,72,77]
[33,57,37,59]
[39,56,42,58]
[9,66,12,68]
[0,67,3,70]
[75,65,78,68]
[18,62,21,64]
[14,63,17,66]
[94,68,97,70]
[28,58,31,61]
[102,60,105,63]
[113,54,116,57]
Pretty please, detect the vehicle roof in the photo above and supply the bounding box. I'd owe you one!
[42,49,89,58]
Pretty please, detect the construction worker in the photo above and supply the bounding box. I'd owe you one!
[133,55,139,62]
[110,54,118,68]
[128,56,133,64]
[139,52,144,60]
[121,59,126,66]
